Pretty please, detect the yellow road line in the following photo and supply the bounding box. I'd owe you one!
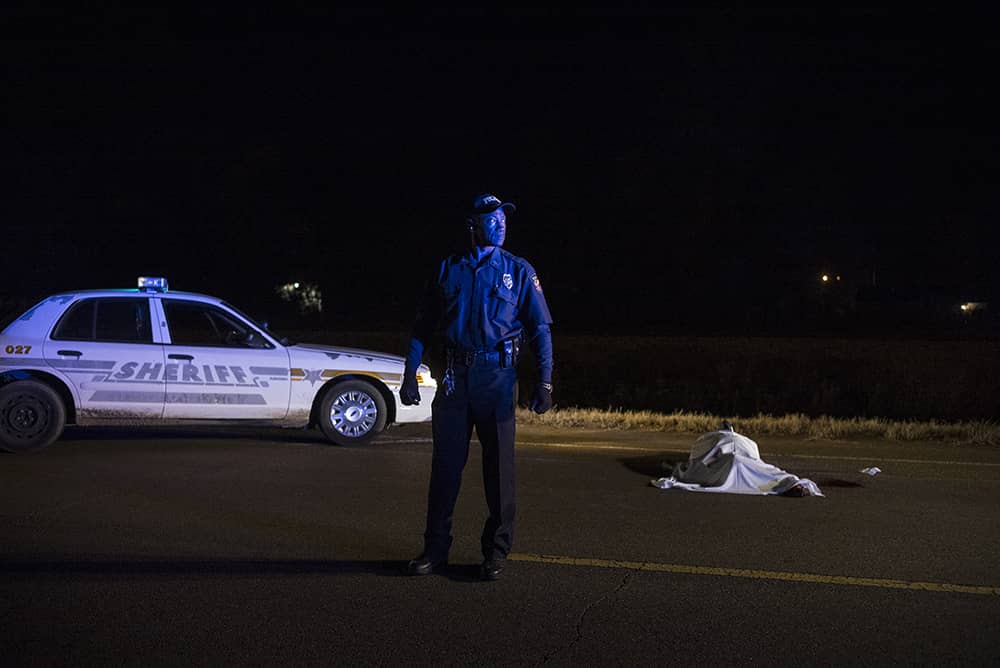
[508,553,1000,596]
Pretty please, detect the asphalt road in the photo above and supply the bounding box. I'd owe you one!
[2,422,998,667]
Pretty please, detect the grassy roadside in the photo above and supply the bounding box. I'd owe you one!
[515,407,999,446]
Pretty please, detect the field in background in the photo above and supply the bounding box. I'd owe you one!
[514,407,998,446]
[292,330,998,427]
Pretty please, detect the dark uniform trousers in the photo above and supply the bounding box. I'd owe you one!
[424,359,517,562]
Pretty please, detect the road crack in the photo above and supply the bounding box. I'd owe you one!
[539,569,634,665]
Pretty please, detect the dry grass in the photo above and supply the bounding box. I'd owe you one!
[516,407,1000,446]
[302,330,998,443]
[320,332,998,423]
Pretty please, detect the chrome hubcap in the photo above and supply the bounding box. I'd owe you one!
[328,390,378,437]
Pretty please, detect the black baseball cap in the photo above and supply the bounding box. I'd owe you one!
[471,193,516,216]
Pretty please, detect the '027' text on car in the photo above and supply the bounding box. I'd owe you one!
[0,277,436,453]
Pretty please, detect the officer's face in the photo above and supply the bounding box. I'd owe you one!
[471,210,506,248]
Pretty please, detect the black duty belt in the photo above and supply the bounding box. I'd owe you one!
[450,349,503,367]
[447,338,520,369]
[441,339,520,395]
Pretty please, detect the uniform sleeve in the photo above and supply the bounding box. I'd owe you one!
[529,324,553,384]
[404,262,445,376]
[518,261,553,329]
[519,262,554,384]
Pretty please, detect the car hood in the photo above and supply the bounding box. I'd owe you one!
[287,342,407,367]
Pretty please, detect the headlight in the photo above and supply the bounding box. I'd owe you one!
[417,365,436,387]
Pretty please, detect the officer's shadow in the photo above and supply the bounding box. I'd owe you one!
[418,563,486,583]
[618,453,680,478]
[315,559,491,583]
[380,560,487,582]
[0,558,484,581]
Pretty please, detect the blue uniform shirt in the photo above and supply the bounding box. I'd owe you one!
[406,247,553,383]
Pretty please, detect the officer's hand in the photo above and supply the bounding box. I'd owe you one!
[400,374,421,406]
[529,382,553,414]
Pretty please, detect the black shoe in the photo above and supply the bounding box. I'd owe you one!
[407,553,447,576]
[480,558,505,581]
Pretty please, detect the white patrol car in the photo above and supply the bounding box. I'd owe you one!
[0,277,435,453]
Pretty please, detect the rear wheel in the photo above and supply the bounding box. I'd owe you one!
[0,380,66,453]
[318,379,387,446]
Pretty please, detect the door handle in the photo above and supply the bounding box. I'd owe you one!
[168,354,194,361]
[57,350,82,357]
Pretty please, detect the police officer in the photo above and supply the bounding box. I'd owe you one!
[399,192,554,581]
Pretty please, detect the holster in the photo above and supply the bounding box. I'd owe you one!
[500,336,521,368]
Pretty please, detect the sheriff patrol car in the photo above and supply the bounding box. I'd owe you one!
[0,277,435,453]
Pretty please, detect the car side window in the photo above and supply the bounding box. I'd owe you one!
[51,298,153,343]
[163,299,271,348]
[52,300,95,340]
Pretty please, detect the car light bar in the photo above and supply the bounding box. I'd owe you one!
[138,276,169,292]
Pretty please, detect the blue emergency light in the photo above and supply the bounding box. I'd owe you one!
[137,276,169,292]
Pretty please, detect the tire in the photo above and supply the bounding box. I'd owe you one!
[318,379,387,446]
[0,380,67,453]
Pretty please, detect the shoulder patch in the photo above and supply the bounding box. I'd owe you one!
[531,274,543,293]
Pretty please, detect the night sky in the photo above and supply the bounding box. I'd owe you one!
[5,8,998,335]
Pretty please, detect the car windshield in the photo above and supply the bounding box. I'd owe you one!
[222,301,296,346]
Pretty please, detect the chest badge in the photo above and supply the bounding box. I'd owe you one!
[502,273,513,290]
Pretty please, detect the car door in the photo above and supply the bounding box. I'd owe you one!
[157,297,290,419]
[43,295,166,419]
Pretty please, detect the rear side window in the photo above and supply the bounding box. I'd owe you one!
[53,300,95,340]
[51,298,153,343]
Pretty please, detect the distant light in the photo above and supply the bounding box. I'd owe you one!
[836,275,842,281]
[960,302,988,314]
[821,274,829,283]
[276,281,323,314]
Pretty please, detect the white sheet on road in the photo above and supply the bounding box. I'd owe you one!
[651,425,824,497]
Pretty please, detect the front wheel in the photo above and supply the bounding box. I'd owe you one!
[0,380,67,453]
[318,379,387,446]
